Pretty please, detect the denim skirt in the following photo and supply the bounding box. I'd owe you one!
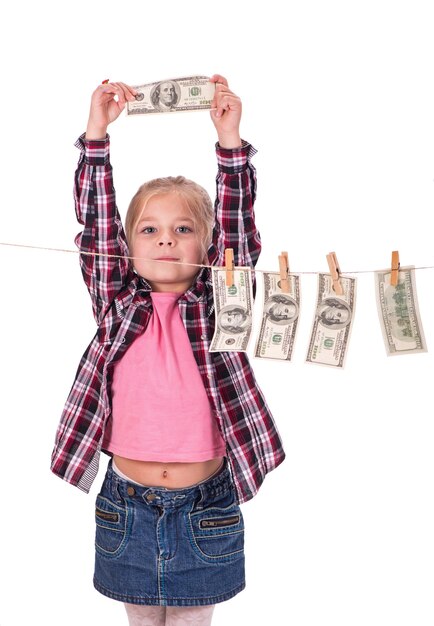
[93,459,245,606]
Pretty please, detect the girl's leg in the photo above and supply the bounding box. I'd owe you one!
[124,603,166,626]
[165,605,215,626]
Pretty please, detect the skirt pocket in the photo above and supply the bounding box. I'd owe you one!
[187,504,244,564]
[95,494,131,558]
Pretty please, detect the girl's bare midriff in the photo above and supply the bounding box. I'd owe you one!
[113,455,224,489]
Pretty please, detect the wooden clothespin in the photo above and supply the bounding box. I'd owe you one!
[326,251,344,296]
[278,251,290,293]
[225,248,235,287]
[390,250,400,287]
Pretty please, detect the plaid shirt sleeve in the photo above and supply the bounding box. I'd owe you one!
[208,141,260,268]
[73,134,132,324]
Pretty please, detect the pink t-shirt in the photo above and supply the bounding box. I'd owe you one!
[103,292,226,462]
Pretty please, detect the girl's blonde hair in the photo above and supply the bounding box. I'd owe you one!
[125,176,215,261]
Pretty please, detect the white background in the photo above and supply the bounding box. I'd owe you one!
[1,1,434,624]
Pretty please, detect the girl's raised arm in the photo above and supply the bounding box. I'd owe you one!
[209,74,242,149]
[74,82,137,324]
[207,76,261,270]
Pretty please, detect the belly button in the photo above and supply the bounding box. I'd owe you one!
[163,470,168,478]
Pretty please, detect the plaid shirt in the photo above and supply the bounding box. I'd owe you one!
[51,134,285,503]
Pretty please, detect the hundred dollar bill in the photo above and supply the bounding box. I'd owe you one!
[126,75,215,115]
[375,266,427,355]
[306,274,356,368]
[255,272,300,360]
[210,268,254,352]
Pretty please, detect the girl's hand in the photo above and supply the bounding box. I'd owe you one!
[85,82,137,140]
[209,75,242,149]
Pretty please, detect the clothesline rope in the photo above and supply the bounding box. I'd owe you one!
[1,241,434,275]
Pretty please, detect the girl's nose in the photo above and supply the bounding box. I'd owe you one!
[157,232,174,246]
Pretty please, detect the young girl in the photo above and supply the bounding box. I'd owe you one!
[51,75,285,626]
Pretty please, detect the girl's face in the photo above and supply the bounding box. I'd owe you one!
[131,193,203,292]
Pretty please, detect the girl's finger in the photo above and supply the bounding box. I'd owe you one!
[115,85,130,105]
[98,82,137,104]
[214,86,237,105]
[214,94,241,111]
[98,82,124,94]
[210,77,231,112]
[97,82,121,99]
[210,74,228,87]
[116,82,138,100]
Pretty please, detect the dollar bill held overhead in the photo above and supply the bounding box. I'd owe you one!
[255,272,301,361]
[375,266,427,356]
[126,76,215,116]
[306,273,356,368]
[210,268,254,352]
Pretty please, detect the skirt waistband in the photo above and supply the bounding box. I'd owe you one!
[106,458,232,508]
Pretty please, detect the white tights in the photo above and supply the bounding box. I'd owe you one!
[124,603,215,626]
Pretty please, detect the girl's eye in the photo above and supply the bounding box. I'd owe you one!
[177,226,193,233]
[140,225,193,234]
